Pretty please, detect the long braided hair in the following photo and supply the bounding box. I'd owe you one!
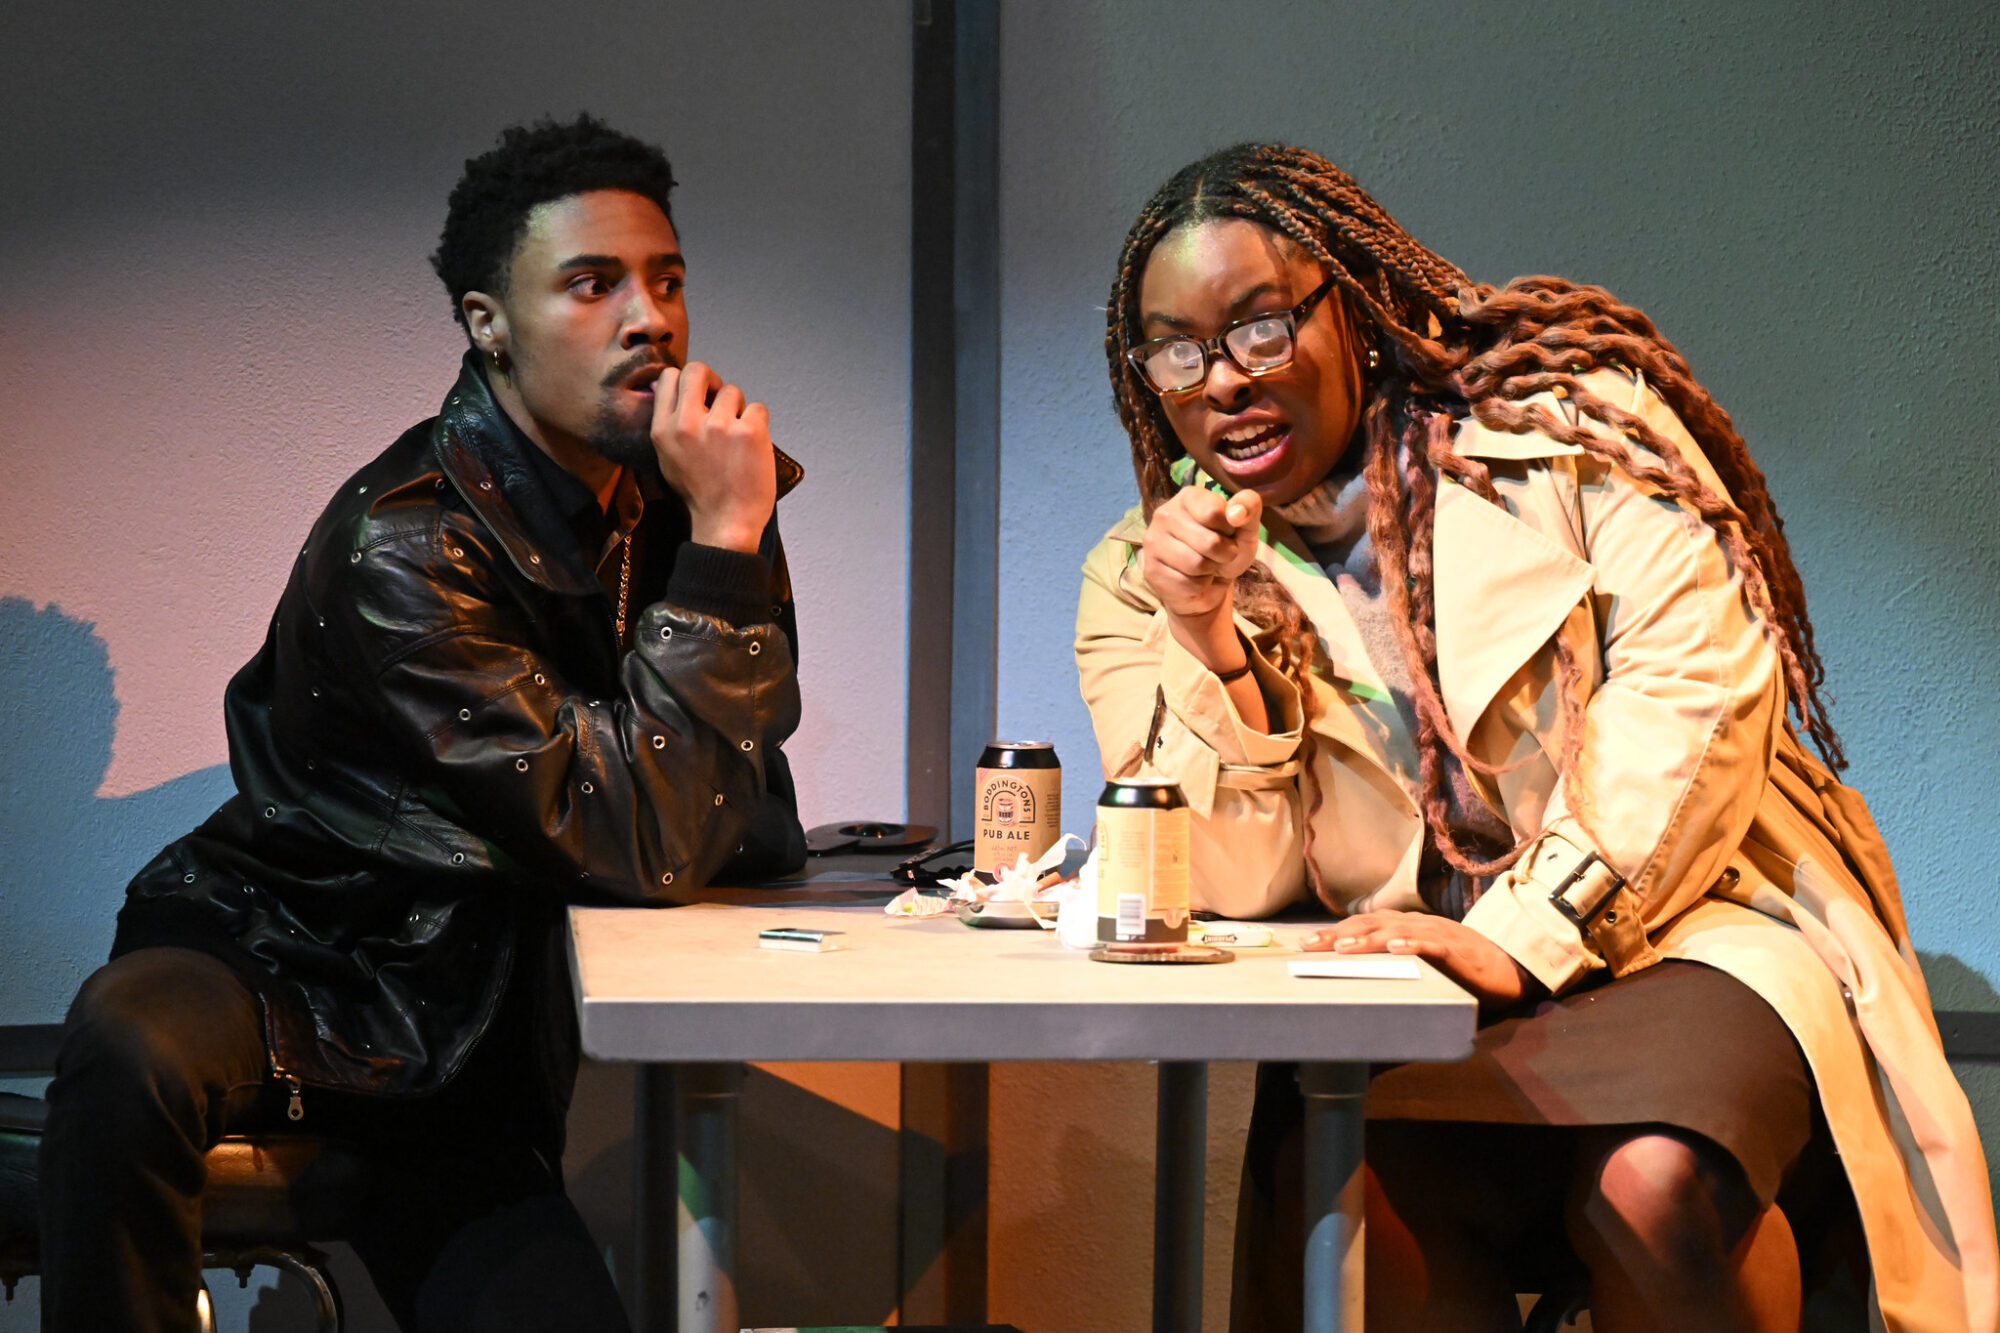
[1105,143,1842,917]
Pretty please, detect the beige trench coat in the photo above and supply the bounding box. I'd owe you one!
[1075,369,1997,1332]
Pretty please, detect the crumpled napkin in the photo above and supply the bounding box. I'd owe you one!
[885,835,1087,924]
[938,834,1081,904]
[1054,845,1101,949]
[883,834,1084,919]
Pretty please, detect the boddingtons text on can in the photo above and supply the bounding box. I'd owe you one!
[975,741,1062,874]
[1095,778,1189,944]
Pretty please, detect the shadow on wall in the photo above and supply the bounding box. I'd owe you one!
[1919,953,2000,1016]
[1915,952,2000,1227]
[0,597,234,1026]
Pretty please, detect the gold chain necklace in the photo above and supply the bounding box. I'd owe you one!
[614,533,633,646]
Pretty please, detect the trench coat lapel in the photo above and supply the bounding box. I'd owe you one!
[1432,457,1594,744]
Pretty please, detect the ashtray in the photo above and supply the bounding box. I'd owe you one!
[951,900,1054,930]
[1089,943,1234,964]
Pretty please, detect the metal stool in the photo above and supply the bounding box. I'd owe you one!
[0,1088,370,1332]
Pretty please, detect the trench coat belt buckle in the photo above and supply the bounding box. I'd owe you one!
[1530,833,1627,933]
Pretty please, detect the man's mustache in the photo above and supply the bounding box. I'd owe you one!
[603,350,679,389]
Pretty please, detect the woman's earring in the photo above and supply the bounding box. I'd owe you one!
[1366,347,1381,371]
[488,346,509,375]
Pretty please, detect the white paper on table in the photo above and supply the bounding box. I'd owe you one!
[1287,956,1423,980]
[882,886,952,918]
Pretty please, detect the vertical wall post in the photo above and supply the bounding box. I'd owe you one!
[947,0,1001,838]
[906,0,959,836]
[902,2,999,1326]
[906,0,999,840]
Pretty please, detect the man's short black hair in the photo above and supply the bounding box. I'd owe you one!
[431,114,678,334]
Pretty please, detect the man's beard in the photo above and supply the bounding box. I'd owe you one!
[587,350,673,466]
[583,402,657,466]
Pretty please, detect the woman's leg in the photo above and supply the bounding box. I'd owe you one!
[1565,1127,1800,1333]
[1364,1121,1546,1333]
[1232,1065,1554,1333]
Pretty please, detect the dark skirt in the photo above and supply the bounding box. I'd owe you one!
[1365,957,1814,1203]
[1229,959,1854,1330]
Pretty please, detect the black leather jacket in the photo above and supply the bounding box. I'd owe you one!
[114,355,808,1109]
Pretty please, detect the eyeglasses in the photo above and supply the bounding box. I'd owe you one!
[1126,275,1340,396]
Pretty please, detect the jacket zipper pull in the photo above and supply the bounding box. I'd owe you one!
[258,995,306,1123]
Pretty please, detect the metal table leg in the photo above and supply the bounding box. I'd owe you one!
[1153,1060,1207,1333]
[897,1062,990,1324]
[677,1062,745,1333]
[1299,1063,1367,1333]
[633,1063,678,1333]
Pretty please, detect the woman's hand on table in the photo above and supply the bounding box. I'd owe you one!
[1304,910,1544,1010]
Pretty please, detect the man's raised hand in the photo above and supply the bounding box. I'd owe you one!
[650,361,776,554]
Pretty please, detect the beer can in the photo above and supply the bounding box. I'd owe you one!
[974,741,1063,874]
[1095,779,1190,944]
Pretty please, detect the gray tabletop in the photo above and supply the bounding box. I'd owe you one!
[569,901,1475,1065]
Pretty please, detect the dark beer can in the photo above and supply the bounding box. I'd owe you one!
[1095,778,1190,944]
[975,741,1062,874]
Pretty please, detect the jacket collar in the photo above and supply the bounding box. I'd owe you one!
[1436,408,1593,739]
[433,353,601,597]
[1431,473,1591,738]
[431,351,808,600]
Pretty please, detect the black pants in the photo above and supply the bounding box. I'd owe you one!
[36,947,631,1333]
